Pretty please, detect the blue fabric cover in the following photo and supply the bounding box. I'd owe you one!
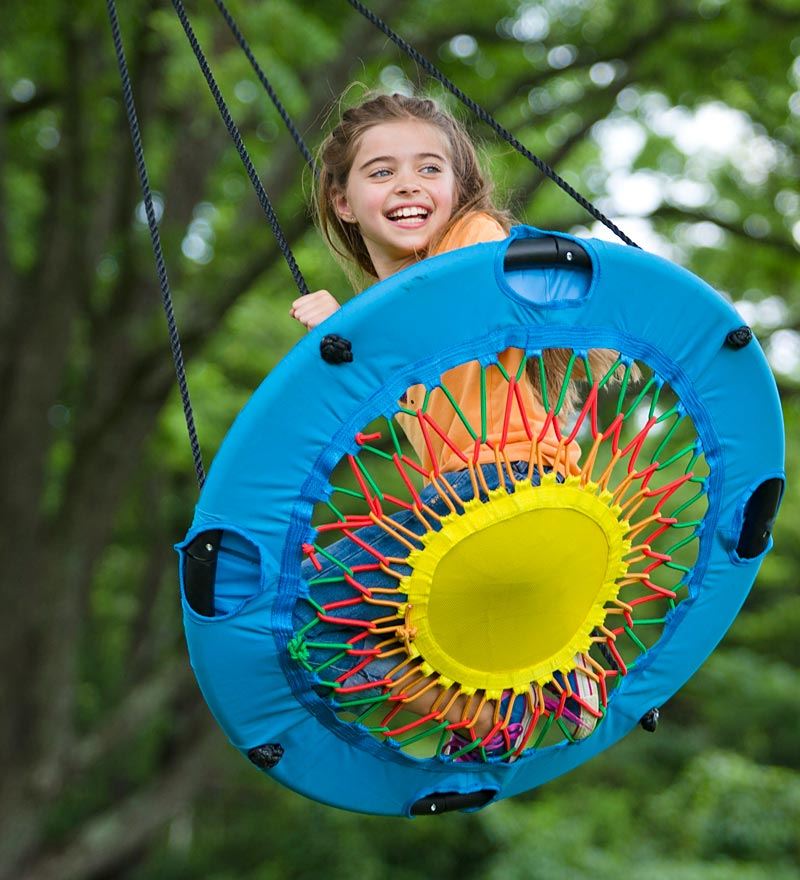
[176,226,784,815]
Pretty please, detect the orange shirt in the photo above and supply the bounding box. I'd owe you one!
[395,212,580,476]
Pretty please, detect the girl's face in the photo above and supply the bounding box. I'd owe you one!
[334,119,457,279]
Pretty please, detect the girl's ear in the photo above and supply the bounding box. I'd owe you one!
[334,190,357,224]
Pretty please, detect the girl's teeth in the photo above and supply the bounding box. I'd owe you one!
[390,209,428,220]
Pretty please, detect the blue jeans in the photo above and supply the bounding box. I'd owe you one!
[293,461,542,693]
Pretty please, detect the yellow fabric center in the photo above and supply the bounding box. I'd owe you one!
[400,475,631,697]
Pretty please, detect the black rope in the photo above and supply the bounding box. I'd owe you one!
[212,0,317,175]
[106,0,206,488]
[171,0,310,296]
[346,0,639,249]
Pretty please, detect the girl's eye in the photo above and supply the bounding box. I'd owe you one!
[421,164,442,174]
[369,168,392,178]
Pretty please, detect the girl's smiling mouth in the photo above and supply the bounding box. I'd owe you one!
[386,205,431,226]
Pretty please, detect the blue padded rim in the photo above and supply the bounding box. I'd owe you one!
[183,226,784,815]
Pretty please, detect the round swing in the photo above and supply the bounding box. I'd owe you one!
[109,0,784,816]
[178,227,783,815]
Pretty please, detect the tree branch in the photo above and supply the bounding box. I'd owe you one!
[66,661,194,788]
[13,727,223,880]
[649,205,800,257]
[751,0,800,23]
[0,90,60,121]
[501,77,631,220]
[487,6,691,112]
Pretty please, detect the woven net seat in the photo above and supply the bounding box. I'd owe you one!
[291,348,708,760]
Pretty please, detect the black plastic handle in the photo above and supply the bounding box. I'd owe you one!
[736,477,784,559]
[504,235,590,270]
[183,529,222,617]
[410,789,496,815]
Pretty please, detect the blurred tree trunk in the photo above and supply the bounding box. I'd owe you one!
[0,1,400,876]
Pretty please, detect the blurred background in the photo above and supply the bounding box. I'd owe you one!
[1,1,798,878]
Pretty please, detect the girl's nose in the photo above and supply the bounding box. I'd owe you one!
[395,177,420,194]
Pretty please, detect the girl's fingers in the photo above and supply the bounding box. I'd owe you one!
[290,290,340,329]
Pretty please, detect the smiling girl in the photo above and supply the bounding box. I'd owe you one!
[291,93,511,324]
[290,93,617,761]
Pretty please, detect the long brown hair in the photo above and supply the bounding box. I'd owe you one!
[315,92,510,282]
[315,91,635,412]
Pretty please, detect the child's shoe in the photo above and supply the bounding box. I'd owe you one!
[443,657,600,762]
[546,653,600,740]
[443,690,532,763]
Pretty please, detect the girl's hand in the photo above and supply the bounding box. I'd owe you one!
[290,289,340,329]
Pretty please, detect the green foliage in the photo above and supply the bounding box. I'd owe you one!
[652,751,800,864]
[3,0,799,878]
